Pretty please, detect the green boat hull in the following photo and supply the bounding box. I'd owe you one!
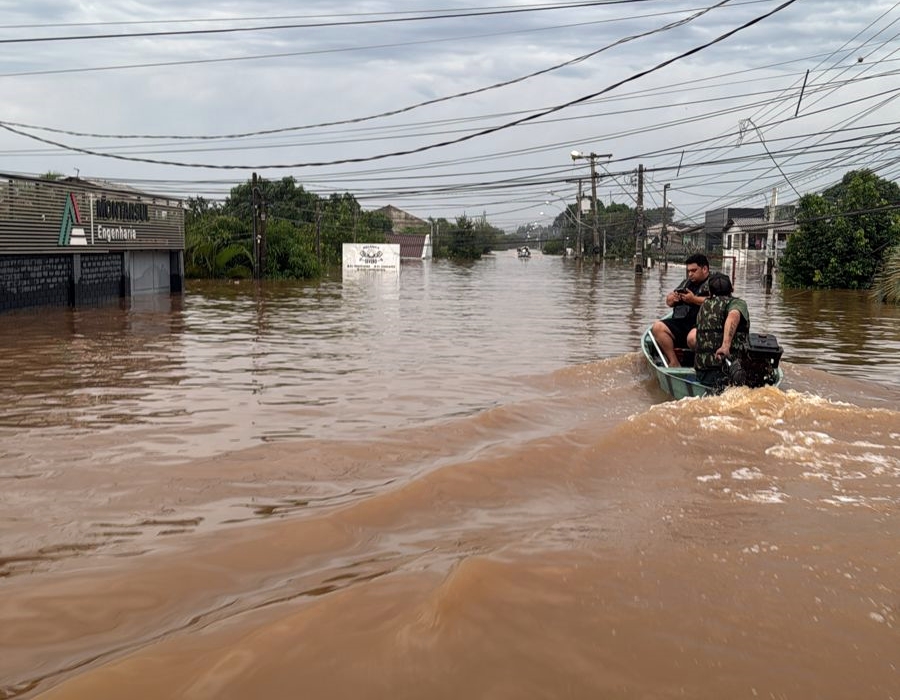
[641,325,784,400]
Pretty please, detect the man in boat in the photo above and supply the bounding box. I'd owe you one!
[650,253,711,366]
[687,272,750,389]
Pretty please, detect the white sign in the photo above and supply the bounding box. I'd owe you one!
[342,243,401,272]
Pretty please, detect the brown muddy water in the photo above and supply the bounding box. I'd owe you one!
[1,253,899,699]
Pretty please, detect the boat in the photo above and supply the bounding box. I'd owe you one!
[517,246,531,258]
[641,320,784,399]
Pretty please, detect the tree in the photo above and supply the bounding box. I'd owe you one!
[184,215,253,279]
[184,196,221,226]
[873,243,900,304]
[548,205,579,254]
[602,202,638,259]
[473,214,503,254]
[430,217,453,258]
[263,218,320,279]
[446,215,480,259]
[184,175,503,276]
[781,170,900,289]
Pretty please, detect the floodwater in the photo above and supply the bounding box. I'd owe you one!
[1,252,899,699]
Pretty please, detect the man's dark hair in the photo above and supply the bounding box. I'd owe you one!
[684,253,710,268]
[707,272,733,296]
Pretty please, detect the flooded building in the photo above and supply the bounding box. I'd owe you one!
[0,173,184,313]
[375,204,432,260]
[703,206,797,258]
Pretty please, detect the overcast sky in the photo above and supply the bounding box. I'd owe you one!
[1,0,898,230]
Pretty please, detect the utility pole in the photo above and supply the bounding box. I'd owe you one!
[765,186,777,290]
[633,164,645,275]
[576,179,584,260]
[315,200,322,266]
[661,183,670,267]
[251,172,261,279]
[258,198,267,278]
[570,151,612,264]
[589,156,601,264]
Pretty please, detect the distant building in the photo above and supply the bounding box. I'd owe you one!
[0,172,184,313]
[645,221,693,251]
[374,205,432,260]
[373,205,428,233]
[701,206,796,257]
[720,207,797,262]
[385,233,432,260]
[702,207,763,252]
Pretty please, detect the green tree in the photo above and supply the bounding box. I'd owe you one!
[263,218,320,279]
[872,243,900,304]
[185,196,221,226]
[603,202,638,259]
[184,214,253,279]
[542,238,565,255]
[224,176,317,225]
[184,175,503,275]
[473,214,502,254]
[430,217,453,259]
[446,215,480,259]
[548,205,579,254]
[781,170,900,289]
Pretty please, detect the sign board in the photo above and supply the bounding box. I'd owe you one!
[0,176,184,255]
[342,243,401,273]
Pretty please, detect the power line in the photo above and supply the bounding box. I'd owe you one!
[0,1,730,140]
[0,1,659,44]
[0,0,800,170]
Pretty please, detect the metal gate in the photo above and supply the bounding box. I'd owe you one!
[129,251,171,295]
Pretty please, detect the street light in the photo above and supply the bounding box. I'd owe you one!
[570,150,612,263]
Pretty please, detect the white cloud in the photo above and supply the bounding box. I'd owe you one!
[1,0,898,228]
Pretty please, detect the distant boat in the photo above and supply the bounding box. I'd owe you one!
[641,318,784,399]
[517,246,531,258]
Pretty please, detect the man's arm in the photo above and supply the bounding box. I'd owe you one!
[715,309,742,359]
[679,290,705,306]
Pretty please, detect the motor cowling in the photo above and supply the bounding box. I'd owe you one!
[727,333,783,388]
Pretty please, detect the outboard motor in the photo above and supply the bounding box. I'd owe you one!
[726,333,783,388]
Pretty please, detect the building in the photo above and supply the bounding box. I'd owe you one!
[704,206,796,259]
[0,173,184,313]
[702,207,764,252]
[384,233,433,260]
[374,205,432,260]
[374,205,428,233]
[645,221,694,254]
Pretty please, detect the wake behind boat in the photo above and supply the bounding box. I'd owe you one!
[641,319,785,399]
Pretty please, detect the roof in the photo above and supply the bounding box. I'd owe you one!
[724,216,796,235]
[385,233,428,258]
[374,205,428,232]
[0,171,179,202]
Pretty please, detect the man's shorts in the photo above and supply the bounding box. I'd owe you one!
[661,316,694,348]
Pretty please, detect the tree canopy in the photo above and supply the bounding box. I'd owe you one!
[185,176,392,279]
[185,177,509,278]
[781,170,900,289]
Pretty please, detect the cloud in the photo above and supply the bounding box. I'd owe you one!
[1,0,898,227]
